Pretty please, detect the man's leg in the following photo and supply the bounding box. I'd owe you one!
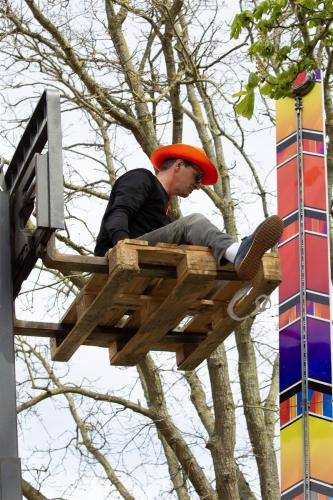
[137,213,284,281]
[137,213,235,264]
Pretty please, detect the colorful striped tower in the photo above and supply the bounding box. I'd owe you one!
[276,69,333,499]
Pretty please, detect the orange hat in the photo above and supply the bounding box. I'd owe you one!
[150,144,218,185]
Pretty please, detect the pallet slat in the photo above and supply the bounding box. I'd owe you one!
[176,254,281,369]
[50,244,140,361]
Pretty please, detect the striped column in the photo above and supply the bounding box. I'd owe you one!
[276,69,333,499]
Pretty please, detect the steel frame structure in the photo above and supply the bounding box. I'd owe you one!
[3,88,64,298]
[0,89,64,498]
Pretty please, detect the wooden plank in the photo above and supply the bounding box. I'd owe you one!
[64,294,217,317]
[119,295,218,330]
[76,292,96,318]
[61,296,79,324]
[179,244,213,251]
[98,276,153,327]
[109,251,218,366]
[152,242,179,248]
[50,243,140,361]
[60,273,108,325]
[59,244,152,328]
[177,253,281,369]
[122,274,179,330]
[139,265,177,278]
[138,246,186,266]
[85,274,109,294]
[184,280,244,332]
[119,239,149,246]
[144,277,178,298]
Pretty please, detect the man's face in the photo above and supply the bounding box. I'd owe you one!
[171,160,203,197]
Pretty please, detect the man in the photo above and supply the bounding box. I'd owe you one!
[95,144,284,281]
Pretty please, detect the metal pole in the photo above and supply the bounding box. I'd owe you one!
[295,95,310,499]
[0,191,22,499]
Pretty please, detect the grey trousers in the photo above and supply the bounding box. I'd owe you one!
[138,213,235,265]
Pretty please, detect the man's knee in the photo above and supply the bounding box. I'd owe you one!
[183,213,208,225]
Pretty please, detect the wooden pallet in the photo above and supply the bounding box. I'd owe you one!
[15,239,281,370]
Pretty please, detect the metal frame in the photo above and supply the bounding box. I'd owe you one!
[4,89,64,297]
[0,88,64,497]
[0,192,22,499]
[295,94,311,497]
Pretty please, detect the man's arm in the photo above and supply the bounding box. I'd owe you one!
[103,169,153,245]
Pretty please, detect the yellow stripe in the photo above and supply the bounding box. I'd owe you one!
[302,83,324,132]
[276,98,296,143]
[309,415,333,484]
[281,419,303,491]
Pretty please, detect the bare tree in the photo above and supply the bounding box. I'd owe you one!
[230,0,333,271]
[0,0,295,498]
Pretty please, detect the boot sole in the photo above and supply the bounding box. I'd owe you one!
[236,215,284,281]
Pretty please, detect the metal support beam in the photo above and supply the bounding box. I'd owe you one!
[0,192,22,499]
[3,89,64,297]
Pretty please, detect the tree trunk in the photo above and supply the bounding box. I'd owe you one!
[207,344,239,500]
[138,355,217,500]
[235,320,280,500]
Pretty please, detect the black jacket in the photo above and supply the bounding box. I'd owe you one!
[94,168,171,256]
